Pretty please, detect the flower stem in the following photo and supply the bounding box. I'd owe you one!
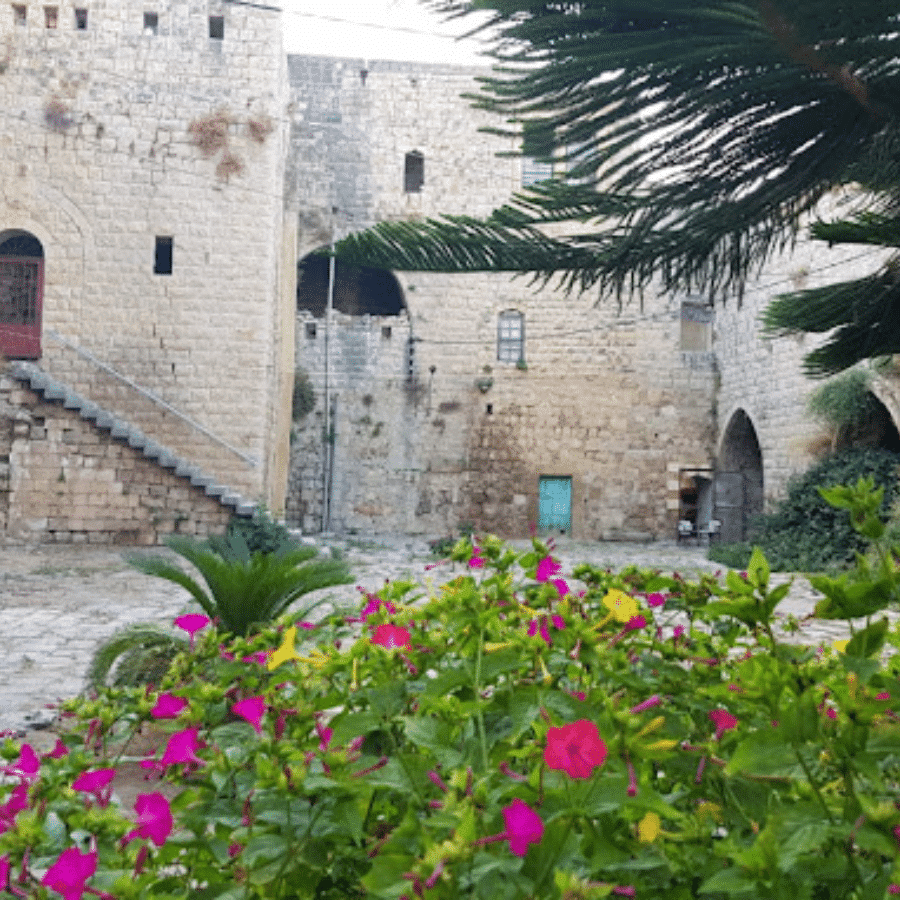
[473,628,489,772]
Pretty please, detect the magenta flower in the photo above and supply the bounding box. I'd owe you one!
[150,693,188,719]
[174,614,211,649]
[0,855,8,891]
[41,847,97,900]
[469,547,485,569]
[624,615,647,632]
[551,578,570,598]
[45,739,69,759]
[72,768,116,808]
[315,721,333,752]
[536,556,562,583]
[647,593,666,608]
[372,623,411,650]
[141,727,204,773]
[0,783,29,832]
[709,709,738,741]
[242,651,270,666]
[544,719,608,779]
[232,697,266,734]
[359,596,397,622]
[125,793,173,847]
[4,744,40,782]
[502,798,544,857]
[630,695,662,714]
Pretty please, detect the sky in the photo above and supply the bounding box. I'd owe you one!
[281,0,496,65]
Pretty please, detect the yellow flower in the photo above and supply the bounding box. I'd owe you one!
[297,648,330,669]
[644,738,678,752]
[637,811,661,843]
[833,639,849,654]
[696,801,722,823]
[267,626,300,671]
[602,589,639,624]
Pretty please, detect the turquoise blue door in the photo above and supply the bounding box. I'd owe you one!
[538,476,572,532]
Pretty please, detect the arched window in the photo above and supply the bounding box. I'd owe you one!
[497,310,524,363]
[0,231,43,359]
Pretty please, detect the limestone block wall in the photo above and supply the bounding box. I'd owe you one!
[0,374,232,543]
[715,192,897,508]
[286,55,718,540]
[0,0,293,510]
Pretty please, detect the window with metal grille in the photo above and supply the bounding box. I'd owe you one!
[497,310,524,363]
[44,6,58,28]
[0,233,44,359]
[143,11,158,34]
[74,7,87,28]
[404,151,424,193]
[12,4,26,25]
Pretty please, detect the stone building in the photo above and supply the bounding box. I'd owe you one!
[0,0,295,542]
[0,7,896,545]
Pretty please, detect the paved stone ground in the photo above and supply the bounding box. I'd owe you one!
[0,535,866,736]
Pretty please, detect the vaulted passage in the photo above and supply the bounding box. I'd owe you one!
[297,254,405,317]
[0,230,43,359]
[716,409,764,543]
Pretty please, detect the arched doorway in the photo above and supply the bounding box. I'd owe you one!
[297,254,405,317]
[716,409,764,543]
[0,230,43,358]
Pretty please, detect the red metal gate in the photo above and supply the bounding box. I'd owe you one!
[0,256,42,358]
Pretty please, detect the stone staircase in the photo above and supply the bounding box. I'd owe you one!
[9,361,256,519]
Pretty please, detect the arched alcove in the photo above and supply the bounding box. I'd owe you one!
[0,229,44,358]
[296,253,405,317]
[837,391,900,453]
[716,408,764,542]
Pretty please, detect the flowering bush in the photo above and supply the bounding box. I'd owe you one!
[3,483,900,898]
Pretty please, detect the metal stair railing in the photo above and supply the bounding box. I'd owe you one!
[45,329,258,468]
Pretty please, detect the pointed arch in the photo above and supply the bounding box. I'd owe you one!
[716,408,764,542]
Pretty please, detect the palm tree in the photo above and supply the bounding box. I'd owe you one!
[335,1,900,373]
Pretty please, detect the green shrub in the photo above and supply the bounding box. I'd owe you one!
[211,506,297,556]
[709,448,900,571]
[10,504,900,900]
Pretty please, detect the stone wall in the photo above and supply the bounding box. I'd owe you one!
[0,373,232,543]
[285,55,718,540]
[0,0,294,513]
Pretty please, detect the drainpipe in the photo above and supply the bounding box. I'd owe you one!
[322,213,337,533]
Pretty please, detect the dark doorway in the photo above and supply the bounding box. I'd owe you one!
[297,254,405,317]
[716,409,764,542]
[0,231,43,359]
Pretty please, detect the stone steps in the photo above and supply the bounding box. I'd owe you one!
[8,361,256,519]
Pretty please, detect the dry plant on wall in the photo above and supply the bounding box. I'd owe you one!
[43,95,73,132]
[189,108,274,182]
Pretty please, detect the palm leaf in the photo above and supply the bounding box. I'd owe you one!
[87,623,185,689]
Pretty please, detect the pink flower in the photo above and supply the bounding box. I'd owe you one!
[544,719,608,779]
[150,693,188,719]
[647,593,666,608]
[4,744,40,782]
[536,556,562,583]
[242,651,270,666]
[124,793,173,847]
[232,697,266,734]
[877,692,891,701]
[45,739,69,759]
[0,855,8,891]
[174,614,210,649]
[0,782,29,832]
[469,547,485,569]
[41,847,97,900]
[72,768,116,808]
[315,720,333,752]
[359,596,397,622]
[502,798,544,857]
[624,615,647,632]
[141,727,204,773]
[552,578,570,599]
[528,618,551,645]
[630,695,662,714]
[709,709,738,741]
[372,623,411,650]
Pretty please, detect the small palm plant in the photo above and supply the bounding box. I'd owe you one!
[128,533,353,638]
[88,532,352,688]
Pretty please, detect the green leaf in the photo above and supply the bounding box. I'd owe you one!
[725,731,804,779]
[698,868,758,894]
[844,618,889,658]
[746,547,770,592]
[361,854,413,900]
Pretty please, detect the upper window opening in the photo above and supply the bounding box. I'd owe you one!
[209,14,224,39]
[143,11,158,33]
[297,254,405,317]
[154,236,173,275]
[404,151,424,194]
[44,6,57,28]
[521,120,555,187]
[497,310,525,363]
[74,7,87,28]
[680,302,712,352]
[12,4,26,25]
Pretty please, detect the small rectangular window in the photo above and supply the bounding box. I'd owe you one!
[44,6,57,28]
[680,303,712,352]
[208,14,224,39]
[381,325,392,339]
[154,236,173,275]
[304,322,317,339]
[74,7,87,29]
[12,4,26,26]
[143,11,157,33]
[404,151,424,193]
[497,310,525,363]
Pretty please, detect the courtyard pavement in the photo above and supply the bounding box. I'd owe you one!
[0,534,872,736]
